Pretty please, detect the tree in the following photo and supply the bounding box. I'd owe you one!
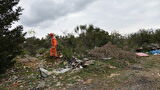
[0,0,25,73]
[154,29,160,44]
[77,25,110,49]
[110,31,127,48]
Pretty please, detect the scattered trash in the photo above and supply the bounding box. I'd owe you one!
[83,58,89,61]
[37,81,46,88]
[108,65,117,69]
[108,73,120,78]
[102,57,112,60]
[83,60,95,66]
[39,67,72,78]
[149,50,160,55]
[136,53,149,57]
[136,47,143,52]
[146,43,160,50]
[39,57,89,78]
[68,57,83,69]
[53,68,72,74]
[56,82,62,86]
[129,65,144,70]
[10,82,23,87]
[83,79,93,84]
[158,73,160,77]
[39,68,52,78]
[12,75,18,81]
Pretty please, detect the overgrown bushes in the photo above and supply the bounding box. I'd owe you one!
[23,25,160,60]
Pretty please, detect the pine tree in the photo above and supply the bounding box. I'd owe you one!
[0,0,25,73]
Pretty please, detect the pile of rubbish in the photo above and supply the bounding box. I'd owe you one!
[89,43,137,60]
[39,57,95,78]
[145,43,160,50]
[135,50,160,57]
[149,50,160,55]
[135,43,160,56]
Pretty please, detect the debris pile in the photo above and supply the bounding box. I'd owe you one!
[145,43,160,50]
[149,50,160,55]
[39,67,72,78]
[39,57,95,78]
[89,43,137,60]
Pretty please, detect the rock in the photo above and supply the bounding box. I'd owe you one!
[37,81,46,88]
[102,57,112,60]
[20,85,24,88]
[84,60,95,66]
[129,65,144,70]
[83,58,89,61]
[108,65,117,69]
[108,73,120,78]
[83,79,93,84]
[56,82,61,86]
[67,84,73,87]
[39,68,52,78]
[157,73,160,77]
[12,75,18,81]
[52,76,56,79]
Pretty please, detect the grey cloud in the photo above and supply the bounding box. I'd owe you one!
[20,0,96,27]
[88,0,160,29]
[19,0,160,38]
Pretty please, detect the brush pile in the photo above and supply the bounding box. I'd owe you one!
[89,42,137,60]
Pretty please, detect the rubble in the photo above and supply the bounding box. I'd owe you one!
[37,81,46,88]
[39,68,52,78]
[39,57,95,78]
[56,82,62,87]
[83,60,95,66]
[108,73,120,78]
[83,79,93,84]
[102,57,112,60]
[89,42,137,60]
[108,65,117,69]
[68,57,83,69]
[39,67,72,77]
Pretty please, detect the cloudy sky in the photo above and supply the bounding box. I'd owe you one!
[18,0,160,38]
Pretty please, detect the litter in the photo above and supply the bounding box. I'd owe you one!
[53,68,71,74]
[39,68,52,78]
[108,73,120,78]
[136,53,149,57]
[102,57,112,60]
[149,50,160,55]
[68,57,83,69]
[83,60,95,66]
[83,79,93,84]
[108,65,117,69]
[39,67,72,78]
[39,57,95,78]
[158,73,160,77]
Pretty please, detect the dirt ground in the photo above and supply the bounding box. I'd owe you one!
[0,56,160,90]
[68,56,160,90]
